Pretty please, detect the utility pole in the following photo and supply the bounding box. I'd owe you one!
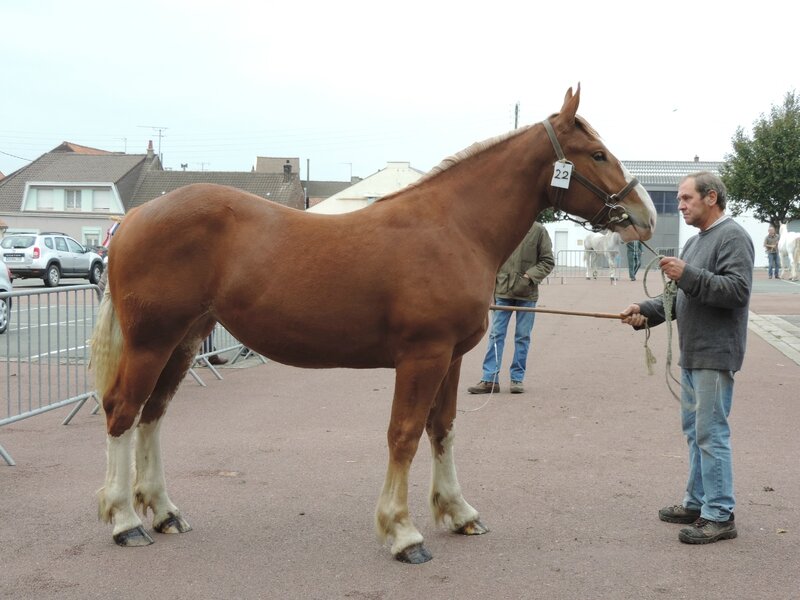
[306,158,310,210]
[514,102,520,129]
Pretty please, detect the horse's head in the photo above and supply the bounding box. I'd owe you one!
[543,85,656,242]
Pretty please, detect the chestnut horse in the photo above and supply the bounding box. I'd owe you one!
[90,86,656,563]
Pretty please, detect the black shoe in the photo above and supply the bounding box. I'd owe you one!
[467,381,499,394]
[678,515,737,544]
[658,504,701,524]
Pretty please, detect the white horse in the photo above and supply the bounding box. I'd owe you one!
[584,230,622,280]
[778,222,800,281]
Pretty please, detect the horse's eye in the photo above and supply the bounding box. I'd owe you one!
[592,152,607,162]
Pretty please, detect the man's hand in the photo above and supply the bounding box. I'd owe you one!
[621,304,647,328]
[659,256,686,281]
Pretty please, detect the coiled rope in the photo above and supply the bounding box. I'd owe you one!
[639,243,683,404]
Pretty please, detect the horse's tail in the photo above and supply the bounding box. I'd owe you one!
[89,283,123,404]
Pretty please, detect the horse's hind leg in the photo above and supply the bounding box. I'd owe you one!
[99,350,174,547]
[427,357,487,536]
[134,338,202,537]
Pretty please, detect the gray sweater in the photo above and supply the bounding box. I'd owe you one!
[638,217,754,372]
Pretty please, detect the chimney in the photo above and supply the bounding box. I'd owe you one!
[283,160,292,182]
[693,155,699,162]
[147,140,155,158]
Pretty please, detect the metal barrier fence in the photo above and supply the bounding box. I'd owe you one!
[553,249,621,283]
[1,285,99,465]
[656,247,679,257]
[190,326,266,385]
[0,285,262,466]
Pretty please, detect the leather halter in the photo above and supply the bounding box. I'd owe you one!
[542,119,639,232]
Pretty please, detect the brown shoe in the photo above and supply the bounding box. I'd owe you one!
[467,381,499,394]
[208,355,228,366]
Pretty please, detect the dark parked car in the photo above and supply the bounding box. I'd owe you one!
[0,262,12,334]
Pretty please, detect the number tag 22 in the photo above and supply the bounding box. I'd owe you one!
[550,160,573,189]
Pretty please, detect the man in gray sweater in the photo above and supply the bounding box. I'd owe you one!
[621,171,754,545]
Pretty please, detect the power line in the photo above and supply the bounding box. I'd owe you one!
[0,149,32,161]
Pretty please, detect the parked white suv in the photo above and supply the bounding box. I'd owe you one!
[1,232,104,287]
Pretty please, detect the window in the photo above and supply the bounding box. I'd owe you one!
[92,188,113,211]
[83,228,101,247]
[66,238,84,253]
[55,237,68,252]
[37,188,54,210]
[65,189,82,211]
[648,191,679,215]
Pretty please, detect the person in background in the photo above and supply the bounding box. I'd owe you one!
[95,216,123,298]
[621,172,754,545]
[626,239,643,281]
[764,225,780,279]
[202,331,227,366]
[467,222,554,395]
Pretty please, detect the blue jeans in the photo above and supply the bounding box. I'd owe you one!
[480,298,536,383]
[627,247,641,279]
[680,368,735,521]
[767,252,780,277]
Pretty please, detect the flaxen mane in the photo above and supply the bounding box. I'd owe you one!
[378,115,600,203]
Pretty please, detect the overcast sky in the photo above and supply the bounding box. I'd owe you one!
[1,0,797,182]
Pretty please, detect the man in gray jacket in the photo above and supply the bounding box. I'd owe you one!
[621,171,754,545]
[468,222,554,395]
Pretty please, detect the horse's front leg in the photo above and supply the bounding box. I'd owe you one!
[427,357,488,536]
[376,352,450,564]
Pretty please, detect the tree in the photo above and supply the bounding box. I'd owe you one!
[721,90,800,227]
[537,207,558,223]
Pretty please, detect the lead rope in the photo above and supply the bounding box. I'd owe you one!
[640,244,683,404]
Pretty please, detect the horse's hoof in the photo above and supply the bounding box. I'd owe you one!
[456,519,489,536]
[154,512,192,534]
[113,525,154,547]
[395,543,433,564]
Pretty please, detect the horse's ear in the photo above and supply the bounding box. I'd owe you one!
[559,83,581,126]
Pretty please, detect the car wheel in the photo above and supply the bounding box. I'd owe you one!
[0,297,9,334]
[89,261,103,285]
[44,264,61,287]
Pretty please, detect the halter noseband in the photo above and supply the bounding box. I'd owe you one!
[542,119,639,232]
